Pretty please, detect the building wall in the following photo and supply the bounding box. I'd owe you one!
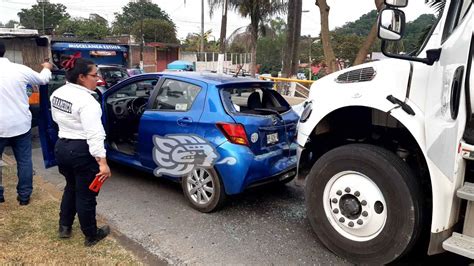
[129,45,156,72]
[2,38,50,72]
[156,47,178,72]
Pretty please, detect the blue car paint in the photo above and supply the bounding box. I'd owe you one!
[39,71,298,195]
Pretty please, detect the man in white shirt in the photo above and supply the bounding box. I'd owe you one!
[0,41,52,205]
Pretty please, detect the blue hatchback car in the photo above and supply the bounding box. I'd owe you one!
[39,71,298,212]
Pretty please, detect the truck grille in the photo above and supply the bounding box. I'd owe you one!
[335,67,376,83]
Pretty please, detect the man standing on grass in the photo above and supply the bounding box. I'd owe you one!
[0,41,52,205]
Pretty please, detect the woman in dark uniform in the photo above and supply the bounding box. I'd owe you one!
[51,56,112,246]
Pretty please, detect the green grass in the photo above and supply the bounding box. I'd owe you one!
[0,165,142,264]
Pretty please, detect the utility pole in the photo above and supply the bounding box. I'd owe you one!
[309,38,312,80]
[37,0,49,35]
[139,2,144,70]
[200,0,204,53]
[217,0,228,74]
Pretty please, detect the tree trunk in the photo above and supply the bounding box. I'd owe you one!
[282,0,296,78]
[219,0,228,54]
[200,0,205,53]
[249,14,259,77]
[353,0,384,66]
[316,0,337,73]
[290,0,302,76]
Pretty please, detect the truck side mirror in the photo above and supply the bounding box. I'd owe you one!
[378,7,440,66]
[384,0,408,8]
[378,8,405,41]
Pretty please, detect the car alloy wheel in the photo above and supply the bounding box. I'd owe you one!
[181,167,226,213]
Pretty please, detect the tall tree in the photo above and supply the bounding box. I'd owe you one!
[56,18,109,40]
[231,0,287,77]
[209,0,230,54]
[113,0,176,67]
[4,20,19,28]
[17,3,69,34]
[133,19,179,44]
[315,0,337,73]
[112,0,175,35]
[352,0,384,66]
[257,18,287,74]
[281,0,303,77]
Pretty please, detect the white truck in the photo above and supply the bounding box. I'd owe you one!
[297,0,473,264]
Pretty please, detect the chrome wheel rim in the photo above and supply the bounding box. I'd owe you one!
[322,171,387,242]
[186,168,214,205]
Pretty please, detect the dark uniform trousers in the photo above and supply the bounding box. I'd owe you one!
[55,138,99,237]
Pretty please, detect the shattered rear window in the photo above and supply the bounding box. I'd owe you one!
[220,87,290,115]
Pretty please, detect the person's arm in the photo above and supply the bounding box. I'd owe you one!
[22,62,52,85]
[79,101,111,180]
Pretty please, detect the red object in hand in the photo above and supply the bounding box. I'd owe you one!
[89,174,108,192]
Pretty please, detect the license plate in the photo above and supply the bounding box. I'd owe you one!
[267,132,279,145]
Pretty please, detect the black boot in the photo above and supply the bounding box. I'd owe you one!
[84,225,110,247]
[58,225,72,238]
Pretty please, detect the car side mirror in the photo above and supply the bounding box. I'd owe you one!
[384,0,408,8]
[378,8,405,41]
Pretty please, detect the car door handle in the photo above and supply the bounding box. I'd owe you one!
[177,117,193,126]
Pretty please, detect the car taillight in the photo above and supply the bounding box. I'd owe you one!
[216,122,249,146]
[96,79,107,87]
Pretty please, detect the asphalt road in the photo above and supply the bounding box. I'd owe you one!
[22,131,472,265]
[31,147,346,264]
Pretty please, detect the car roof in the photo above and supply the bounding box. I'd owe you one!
[156,71,273,87]
[97,64,126,69]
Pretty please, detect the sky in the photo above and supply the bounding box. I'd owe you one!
[1,0,434,40]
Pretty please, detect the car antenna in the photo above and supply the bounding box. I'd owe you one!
[233,65,243,78]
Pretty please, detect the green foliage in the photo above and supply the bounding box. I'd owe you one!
[56,18,110,40]
[312,9,435,63]
[228,32,251,53]
[112,0,174,36]
[3,20,19,28]
[17,3,70,34]
[334,10,378,37]
[182,30,218,52]
[132,18,178,44]
[256,17,287,73]
[403,14,437,53]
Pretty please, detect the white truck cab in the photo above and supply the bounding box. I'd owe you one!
[297,0,473,264]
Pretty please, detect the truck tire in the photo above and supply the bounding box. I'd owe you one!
[305,144,423,264]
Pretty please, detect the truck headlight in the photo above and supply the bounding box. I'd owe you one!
[299,101,313,123]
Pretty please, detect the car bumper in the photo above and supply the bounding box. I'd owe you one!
[215,141,298,195]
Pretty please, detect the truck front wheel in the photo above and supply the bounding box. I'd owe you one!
[305,144,423,264]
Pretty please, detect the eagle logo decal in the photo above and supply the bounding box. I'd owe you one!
[152,134,236,177]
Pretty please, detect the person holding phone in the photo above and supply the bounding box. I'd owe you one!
[50,55,111,246]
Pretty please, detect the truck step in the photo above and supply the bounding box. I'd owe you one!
[442,233,474,259]
[458,182,474,201]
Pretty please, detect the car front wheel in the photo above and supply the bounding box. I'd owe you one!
[181,167,226,213]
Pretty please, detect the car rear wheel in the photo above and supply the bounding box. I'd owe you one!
[305,144,424,264]
[181,167,226,213]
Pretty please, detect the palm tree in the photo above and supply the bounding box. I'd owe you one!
[425,0,446,15]
[216,0,287,76]
[282,0,302,77]
[209,0,230,54]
